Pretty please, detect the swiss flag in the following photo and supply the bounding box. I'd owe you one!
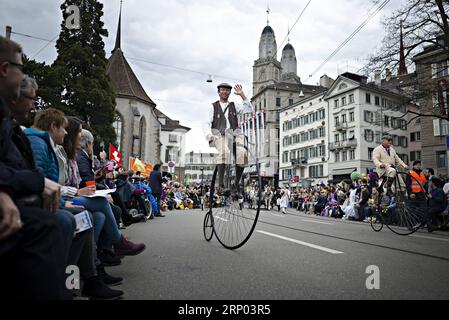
[109,144,122,167]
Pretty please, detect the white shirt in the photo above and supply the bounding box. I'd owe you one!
[207,99,254,139]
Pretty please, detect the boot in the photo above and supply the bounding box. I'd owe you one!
[82,276,124,300]
[97,265,123,286]
[114,235,146,256]
[97,249,122,267]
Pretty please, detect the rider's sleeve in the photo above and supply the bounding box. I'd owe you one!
[372,147,383,167]
[236,99,254,115]
[206,107,214,141]
[394,152,407,168]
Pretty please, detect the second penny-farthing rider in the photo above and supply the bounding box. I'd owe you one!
[206,83,254,198]
[372,134,410,196]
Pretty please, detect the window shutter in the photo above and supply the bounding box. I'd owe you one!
[434,119,441,136]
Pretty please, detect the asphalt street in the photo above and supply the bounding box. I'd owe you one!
[111,207,449,300]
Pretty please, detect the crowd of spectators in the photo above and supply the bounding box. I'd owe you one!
[0,36,172,300]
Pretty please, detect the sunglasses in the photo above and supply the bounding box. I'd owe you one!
[2,61,28,74]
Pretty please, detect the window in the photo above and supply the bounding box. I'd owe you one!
[342,132,347,141]
[138,117,147,159]
[368,148,374,160]
[410,151,422,162]
[401,119,407,130]
[400,136,408,148]
[289,99,294,106]
[350,150,355,160]
[113,113,123,151]
[366,93,371,104]
[375,131,381,143]
[342,96,347,106]
[283,151,289,163]
[335,152,340,162]
[319,127,325,137]
[319,109,325,119]
[309,165,324,178]
[410,132,421,142]
[334,99,339,108]
[349,94,354,104]
[349,112,354,122]
[364,110,373,123]
[348,130,355,140]
[384,116,389,127]
[433,119,449,136]
[169,134,178,143]
[276,97,281,107]
[437,151,446,168]
[342,151,347,161]
[319,145,325,157]
[335,134,340,143]
[432,60,449,79]
[375,96,380,106]
[342,114,347,123]
[335,116,340,126]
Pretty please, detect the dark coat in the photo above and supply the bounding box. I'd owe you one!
[149,170,163,195]
[76,150,94,188]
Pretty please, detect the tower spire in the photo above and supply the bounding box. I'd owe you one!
[113,0,123,52]
[266,3,270,25]
[398,19,408,76]
[287,25,290,43]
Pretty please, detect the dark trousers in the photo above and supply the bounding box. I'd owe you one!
[111,192,132,223]
[0,205,67,300]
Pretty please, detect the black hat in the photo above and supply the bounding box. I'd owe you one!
[217,83,232,90]
[413,160,422,166]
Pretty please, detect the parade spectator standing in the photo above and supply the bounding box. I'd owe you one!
[149,164,165,217]
[406,160,427,209]
[427,177,446,232]
[280,186,291,214]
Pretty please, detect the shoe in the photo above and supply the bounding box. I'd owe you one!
[154,213,165,217]
[82,276,123,300]
[97,266,123,286]
[98,249,122,267]
[114,235,146,256]
[427,225,438,233]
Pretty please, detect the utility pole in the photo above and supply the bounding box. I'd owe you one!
[5,26,12,39]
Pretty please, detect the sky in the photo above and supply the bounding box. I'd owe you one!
[1,0,406,154]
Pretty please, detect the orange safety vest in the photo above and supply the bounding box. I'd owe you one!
[409,170,427,193]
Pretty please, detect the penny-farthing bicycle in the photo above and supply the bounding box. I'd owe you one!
[203,134,262,249]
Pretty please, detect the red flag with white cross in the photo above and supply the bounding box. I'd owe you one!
[109,144,122,168]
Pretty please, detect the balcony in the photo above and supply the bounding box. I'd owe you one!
[335,122,348,131]
[329,139,357,151]
[291,158,307,167]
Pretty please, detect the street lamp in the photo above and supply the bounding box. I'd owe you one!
[200,167,205,194]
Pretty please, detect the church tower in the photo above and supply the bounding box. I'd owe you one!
[253,7,281,94]
[281,43,299,82]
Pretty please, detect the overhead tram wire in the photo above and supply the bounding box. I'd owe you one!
[307,0,391,80]
[9,31,250,84]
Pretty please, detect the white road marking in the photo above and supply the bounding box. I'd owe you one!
[410,235,449,242]
[214,216,229,222]
[301,219,333,225]
[257,230,344,254]
[270,211,285,217]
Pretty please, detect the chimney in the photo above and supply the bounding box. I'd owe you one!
[374,70,382,86]
[5,26,11,39]
[385,68,392,82]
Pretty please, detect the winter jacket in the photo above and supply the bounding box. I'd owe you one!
[24,128,59,183]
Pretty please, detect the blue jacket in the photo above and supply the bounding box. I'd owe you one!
[24,128,59,183]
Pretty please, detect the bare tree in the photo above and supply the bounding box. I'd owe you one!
[363,0,449,75]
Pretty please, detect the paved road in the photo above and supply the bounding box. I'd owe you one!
[111,208,449,300]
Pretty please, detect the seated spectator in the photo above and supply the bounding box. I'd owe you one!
[0,37,68,299]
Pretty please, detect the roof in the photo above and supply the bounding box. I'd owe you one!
[106,48,156,106]
[155,109,191,132]
[283,43,294,51]
[262,25,274,35]
[252,81,327,100]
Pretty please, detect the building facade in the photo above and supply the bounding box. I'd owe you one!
[279,93,329,187]
[157,110,190,182]
[325,73,411,182]
[413,38,449,177]
[251,23,328,187]
[184,152,217,185]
